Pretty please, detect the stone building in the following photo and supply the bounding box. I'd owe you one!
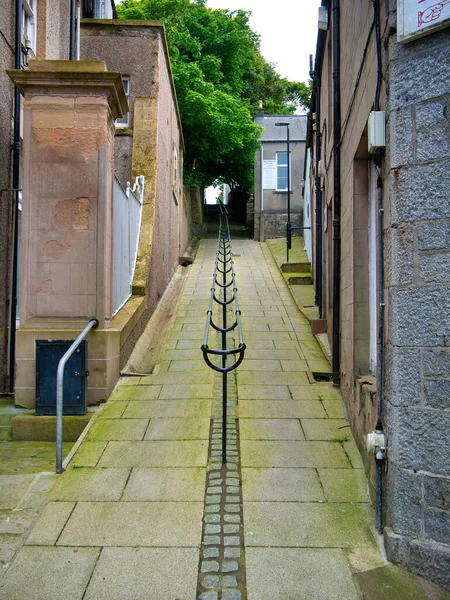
[2,9,188,410]
[253,114,306,241]
[307,0,450,588]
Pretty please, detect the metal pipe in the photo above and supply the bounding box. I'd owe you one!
[332,0,341,386]
[56,318,99,473]
[286,124,291,262]
[373,0,386,534]
[69,0,76,59]
[314,81,323,318]
[9,0,23,392]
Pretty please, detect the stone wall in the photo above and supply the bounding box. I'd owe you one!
[384,4,450,587]
[259,211,303,241]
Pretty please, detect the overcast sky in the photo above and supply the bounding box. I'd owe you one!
[205,0,322,83]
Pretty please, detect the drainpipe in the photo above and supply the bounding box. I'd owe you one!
[314,78,323,318]
[9,0,23,392]
[374,0,386,535]
[69,0,76,59]
[332,0,341,386]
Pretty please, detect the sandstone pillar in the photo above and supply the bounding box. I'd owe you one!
[7,60,128,408]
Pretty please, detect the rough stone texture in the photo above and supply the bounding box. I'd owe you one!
[390,287,450,347]
[389,41,450,110]
[419,252,450,284]
[419,220,450,251]
[391,160,450,224]
[383,346,421,407]
[423,380,450,409]
[386,467,423,538]
[416,99,448,129]
[389,224,415,285]
[387,406,450,476]
[385,528,450,591]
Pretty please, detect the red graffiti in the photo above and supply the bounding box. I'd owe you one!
[418,0,450,26]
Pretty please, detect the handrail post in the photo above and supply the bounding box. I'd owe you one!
[201,205,245,464]
[56,318,99,473]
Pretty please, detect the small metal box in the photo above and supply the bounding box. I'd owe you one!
[36,340,88,416]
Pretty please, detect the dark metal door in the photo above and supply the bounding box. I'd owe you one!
[36,340,88,415]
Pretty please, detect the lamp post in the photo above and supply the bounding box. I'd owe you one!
[275,122,291,262]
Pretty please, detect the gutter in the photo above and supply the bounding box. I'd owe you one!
[332,0,341,386]
[8,0,22,392]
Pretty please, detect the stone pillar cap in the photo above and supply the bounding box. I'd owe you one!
[7,59,128,120]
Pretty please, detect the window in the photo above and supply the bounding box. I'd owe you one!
[115,77,130,127]
[276,152,290,191]
[22,0,36,58]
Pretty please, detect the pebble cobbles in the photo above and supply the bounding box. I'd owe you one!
[197,370,246,600]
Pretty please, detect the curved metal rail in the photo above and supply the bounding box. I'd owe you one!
[201,203,245,461]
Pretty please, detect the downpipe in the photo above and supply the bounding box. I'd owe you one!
[367,0,386,536]
[332,0,341,386]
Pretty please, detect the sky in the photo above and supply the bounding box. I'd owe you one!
[205,0,322,83]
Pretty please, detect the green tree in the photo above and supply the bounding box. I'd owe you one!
[117,0,310,190]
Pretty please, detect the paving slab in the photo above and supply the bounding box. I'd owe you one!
[318,469,369,503]
[289,385,342,400]
[241,440,351,468]
[50,468,130,502]
[109,385,161,401]
[84,547,199,600]
[57,501,203,547]
[145,418,210,440]
[244,502,378,548]
[242,468,324,502]
[239,419,304,440]
[87,419,149,441]
[0,475,35,509]
[168,360,208,371]
[122,399,211,418]
[71,441,107,467]
[246,548,360,600]
[25,502,75,545]
[238,400,327,419]
[238,385,290,400]
[159,384,213,399]
[123,467,206,501]
[301,419,350,440]
[98,440,208,467]
[140,372,213,385]
[237,360,282,371]
[238,371,310,385]
[97,402,128,419]
[0,546,100,600]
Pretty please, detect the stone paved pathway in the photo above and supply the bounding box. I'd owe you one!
[0,237,384,600]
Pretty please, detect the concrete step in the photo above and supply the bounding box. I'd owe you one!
[12,412,93,442]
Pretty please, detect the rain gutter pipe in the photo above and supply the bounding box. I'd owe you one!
[312,23,327,318]
[69,0,76,59]
[332,0,341,386]
[56,318,99,473]
[373,0,386,535]
[9,0,23,392]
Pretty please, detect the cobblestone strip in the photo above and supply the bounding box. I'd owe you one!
[197,370,247,600]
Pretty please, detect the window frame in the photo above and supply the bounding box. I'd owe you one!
[115,76,130,128]
[22,0,36,58]
[276,151,291,192]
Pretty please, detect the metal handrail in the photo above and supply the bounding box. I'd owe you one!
[201,204,245,462]
[56,318,99,473]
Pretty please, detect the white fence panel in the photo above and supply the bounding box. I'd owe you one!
[112,176,144,315]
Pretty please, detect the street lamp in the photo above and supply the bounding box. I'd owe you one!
[275,122,291,262]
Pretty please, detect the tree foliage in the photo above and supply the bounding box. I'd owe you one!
[117,0,311,190]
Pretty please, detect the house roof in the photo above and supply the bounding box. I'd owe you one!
[254,114,307,142]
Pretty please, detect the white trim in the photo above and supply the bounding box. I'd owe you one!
[368,166,377,375]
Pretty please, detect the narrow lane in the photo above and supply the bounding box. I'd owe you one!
[0,235,382,600]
